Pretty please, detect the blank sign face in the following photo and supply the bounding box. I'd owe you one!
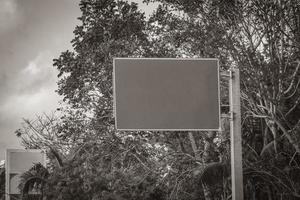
[9,151,45,173]
[114,58,220,130]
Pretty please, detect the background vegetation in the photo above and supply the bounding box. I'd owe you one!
[1,0,299,199]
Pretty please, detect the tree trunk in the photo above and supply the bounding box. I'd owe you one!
[274,118,300,154]
[202,182,213,200]
[266,120,278,153]
[188,132,214,200]
[188,132,200,160]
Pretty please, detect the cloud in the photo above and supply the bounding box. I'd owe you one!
[23,58,41,75]
[0,0,22,34]
[0,86,60,120]
[22,51,52,75]
[0,0,17,17]
[0,50,60,118]
[14,51,58,95]
[0,51,61,124]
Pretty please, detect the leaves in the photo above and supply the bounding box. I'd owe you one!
[14,0,300,199]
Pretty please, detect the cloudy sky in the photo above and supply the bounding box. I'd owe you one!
[0,0,81,160]
[0,0,157,161]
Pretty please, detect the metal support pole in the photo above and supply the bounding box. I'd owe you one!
[5,149,9,200]
[229,68,244,200]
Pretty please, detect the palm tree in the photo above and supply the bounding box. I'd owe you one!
[194,161,230,200]
[18,163,49,200]
[18,145,85,200]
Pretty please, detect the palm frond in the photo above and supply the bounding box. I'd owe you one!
[18,163,49,196]
[49,146,64,167]
[22,176,47,195]
[195,162,230,186]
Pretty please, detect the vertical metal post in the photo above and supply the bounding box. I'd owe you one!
[229,68,244,200]
[5,150,9,200]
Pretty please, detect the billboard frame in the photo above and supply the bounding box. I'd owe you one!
[113,57,221,131]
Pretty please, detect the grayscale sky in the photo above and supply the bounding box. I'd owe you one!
[0,0,157,161]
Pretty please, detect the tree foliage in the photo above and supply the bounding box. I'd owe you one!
[0,167,4,200]
[16,0,300,200]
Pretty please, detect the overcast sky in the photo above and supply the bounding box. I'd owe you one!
[0,0,80,161]
[0,0,157,161]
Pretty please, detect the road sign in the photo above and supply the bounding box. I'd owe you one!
[113,58,220,130]
[5,149,46,200]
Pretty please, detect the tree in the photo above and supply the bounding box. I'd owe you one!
[51,1,204,199]
[145,0,300,199]
[17,0,300,199]
[0,167,5,200]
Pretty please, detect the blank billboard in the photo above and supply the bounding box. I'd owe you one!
[113,58,220,131]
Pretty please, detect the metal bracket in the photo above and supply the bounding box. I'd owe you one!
[220,71,231,77]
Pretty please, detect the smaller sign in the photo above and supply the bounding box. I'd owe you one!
[5,149,46,200]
